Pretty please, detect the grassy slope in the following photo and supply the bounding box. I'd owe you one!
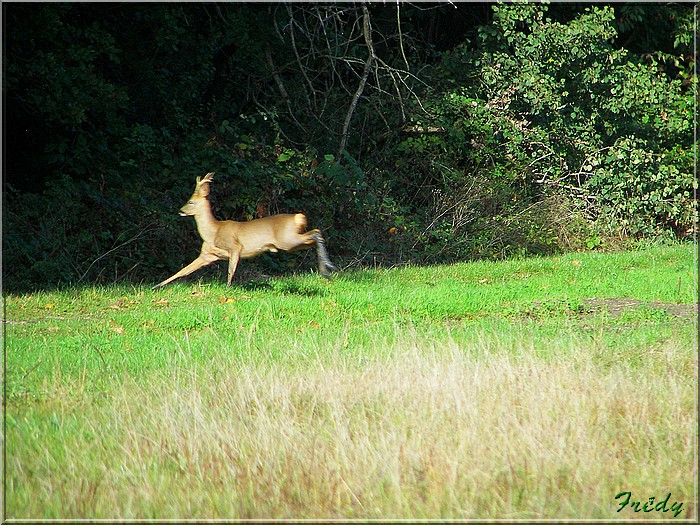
[4,243,698,519]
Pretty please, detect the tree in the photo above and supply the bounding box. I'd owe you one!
[2,3,695,291]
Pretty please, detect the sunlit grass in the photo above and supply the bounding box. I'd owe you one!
[4,243,697,519]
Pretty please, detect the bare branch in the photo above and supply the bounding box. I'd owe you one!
[338,4,375,158]
[396,3,411,72]
[251,4,434,156]
[286,4,318,112]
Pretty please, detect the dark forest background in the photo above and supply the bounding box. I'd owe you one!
[3,2,696,292]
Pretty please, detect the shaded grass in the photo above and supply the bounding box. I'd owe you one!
[4,243,698,519]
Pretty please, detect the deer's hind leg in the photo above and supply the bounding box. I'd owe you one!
[308,230,337,278]
[277,224,338,279]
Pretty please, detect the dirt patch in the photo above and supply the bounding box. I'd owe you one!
[581,297,697,320]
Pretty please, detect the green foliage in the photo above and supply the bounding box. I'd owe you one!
[587,138,696,236]
[2,3,696,291]
[385,3,696,261]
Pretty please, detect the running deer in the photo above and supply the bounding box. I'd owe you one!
[152,172,337,289]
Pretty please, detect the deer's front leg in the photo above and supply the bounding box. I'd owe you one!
[226,244,242,286]
[152,250,220,289]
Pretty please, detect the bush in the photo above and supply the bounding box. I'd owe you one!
[384,3,696,261]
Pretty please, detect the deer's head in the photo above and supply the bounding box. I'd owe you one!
[180,172,215,216]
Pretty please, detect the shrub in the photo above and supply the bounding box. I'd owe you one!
[386,3,696,260]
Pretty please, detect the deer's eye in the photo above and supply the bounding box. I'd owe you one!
[188,201,195,205]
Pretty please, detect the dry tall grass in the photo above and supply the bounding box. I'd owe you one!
[7,330,697,519]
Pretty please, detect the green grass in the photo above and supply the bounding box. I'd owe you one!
[4,243,698,519]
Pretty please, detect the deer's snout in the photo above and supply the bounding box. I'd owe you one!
[179,204,194,216]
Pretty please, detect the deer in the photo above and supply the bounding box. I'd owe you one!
[152,172,337,289]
